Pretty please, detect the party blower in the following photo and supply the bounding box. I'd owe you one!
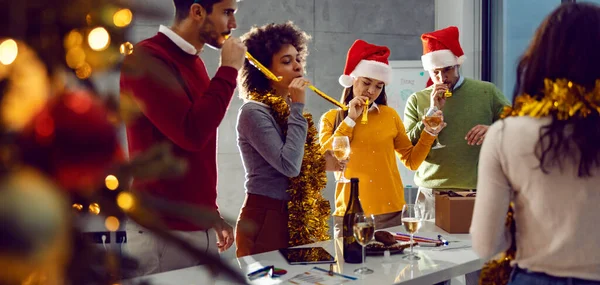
[225,35,348,110]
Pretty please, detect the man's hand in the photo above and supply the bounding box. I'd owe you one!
[465,125,489,145]
[429,83,448,110]
[220,36,246,70]
[214,219,234,253]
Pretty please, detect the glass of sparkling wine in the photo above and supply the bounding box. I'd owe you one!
[332,136,351,183]
[424,107,445,149]
[402,204,424,260]
[353,213,375,274]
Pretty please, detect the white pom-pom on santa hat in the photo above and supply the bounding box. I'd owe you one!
[338,40,392,88]
[338,74,354,88]
[421,26,466,71]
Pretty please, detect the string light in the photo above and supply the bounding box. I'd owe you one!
[89,203,101,215]
[105,216,120,231]
[117,192,134,211]
[72,204,83,211]
[113,9,133,27]
[87,27,110,51]
[119,42,134,55]
[75,62,92,79]
[0,39,18,65]
[65,46,86,69]
[104,175,119,190]
[63,30,83,49]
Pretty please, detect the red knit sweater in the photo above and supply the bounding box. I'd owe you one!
[120,32,237,231]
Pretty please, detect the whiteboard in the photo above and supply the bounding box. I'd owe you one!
[386,60,429,188]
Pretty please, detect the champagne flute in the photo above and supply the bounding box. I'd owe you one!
[423,107,445,149]
[332,136,351,183]
[401,204,423,260]
[353,213,375,274]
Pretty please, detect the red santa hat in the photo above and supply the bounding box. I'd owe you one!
[338,40,392,88]
[421,26,466,72]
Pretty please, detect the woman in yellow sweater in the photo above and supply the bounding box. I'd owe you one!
[319,40,445,236]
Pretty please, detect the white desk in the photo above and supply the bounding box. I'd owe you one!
[125,222,483,285]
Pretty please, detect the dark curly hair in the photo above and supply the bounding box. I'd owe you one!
[239,21,311,98]
[513,2,600,177]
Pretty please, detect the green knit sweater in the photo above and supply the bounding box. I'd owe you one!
[403,78,510,189]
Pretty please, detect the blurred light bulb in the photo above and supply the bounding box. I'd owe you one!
[113,9,133,27]
[0,39,18,65]
[105,175,119,190]
[117,192,134,211]
[119,42,134,55]
[89,203,101,215]
[105,216,120,231]
[88,27,110,51]
[75,62,92,79]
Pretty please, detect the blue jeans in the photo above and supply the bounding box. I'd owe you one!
[509,267,600,285]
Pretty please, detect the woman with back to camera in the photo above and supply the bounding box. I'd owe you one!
[471,2,600,284]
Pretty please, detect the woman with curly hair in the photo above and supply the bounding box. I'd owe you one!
[471,2,600,284]
[234,22,340,257]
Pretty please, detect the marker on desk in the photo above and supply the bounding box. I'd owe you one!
[395,232,438,242]
[247,265,274,279]
[437,235,450,246]
[417,242,439,248]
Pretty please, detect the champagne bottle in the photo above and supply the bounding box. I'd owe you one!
[343,177,364,263]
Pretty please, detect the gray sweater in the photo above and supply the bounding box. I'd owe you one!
[236,101,308,201]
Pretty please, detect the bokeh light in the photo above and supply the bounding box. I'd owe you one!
[87,27,110,51]
[0,39,18,65]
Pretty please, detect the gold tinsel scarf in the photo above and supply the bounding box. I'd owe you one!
[247,91,331,246]
[500,78,600,119]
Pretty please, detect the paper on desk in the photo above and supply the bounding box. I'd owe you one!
[283,267,356,285]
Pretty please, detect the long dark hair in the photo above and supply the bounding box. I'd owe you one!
[333,85,387,130]
[513,2,600,177]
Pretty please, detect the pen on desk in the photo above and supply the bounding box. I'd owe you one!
[395,235,438,243]
[395,232,438,242]
[247,265,273,277]
[395,233,448,245]
[417,242,439,247]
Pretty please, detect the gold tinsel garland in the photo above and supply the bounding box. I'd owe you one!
[501,78,600,120]
[479,204,515,285]
[247,91,331,247]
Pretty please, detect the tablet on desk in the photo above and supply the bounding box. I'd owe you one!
[279,247,336,265]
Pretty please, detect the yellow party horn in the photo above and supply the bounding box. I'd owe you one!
[226,35,348,110]
[444,89,452,98]
[361,98,369,124]
[307,85,348,111]
[224,34,282,81]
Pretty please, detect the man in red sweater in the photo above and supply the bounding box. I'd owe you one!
[120,0,246,276]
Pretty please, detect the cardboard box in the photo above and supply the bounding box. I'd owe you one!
[435,192,475,233]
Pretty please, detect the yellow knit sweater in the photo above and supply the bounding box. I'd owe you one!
[319,105,436,216]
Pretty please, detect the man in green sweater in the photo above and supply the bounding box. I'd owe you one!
[404,26,509,221]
